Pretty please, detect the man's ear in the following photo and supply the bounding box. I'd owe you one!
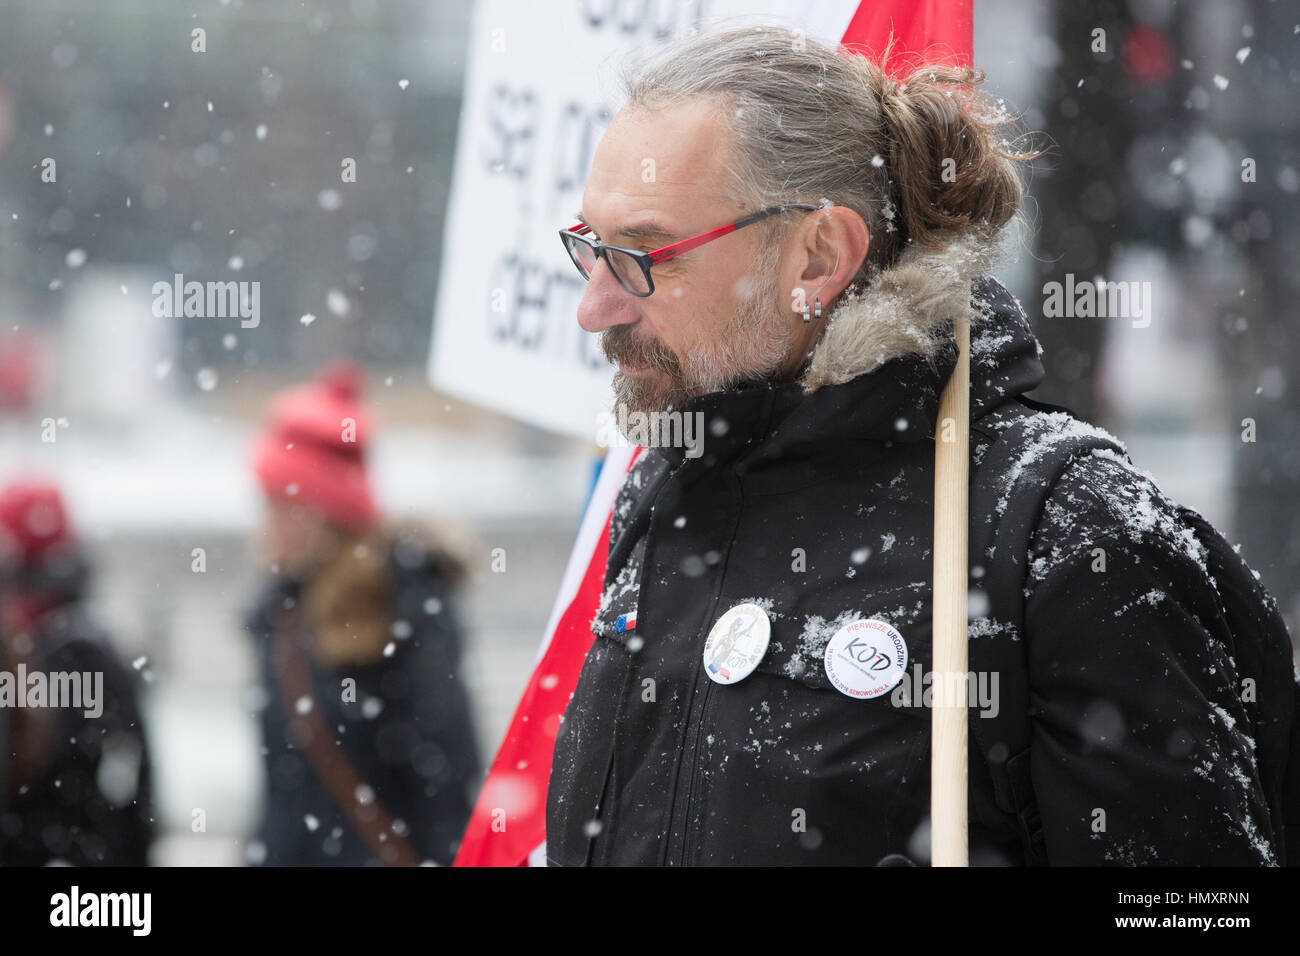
[788,206,870,312]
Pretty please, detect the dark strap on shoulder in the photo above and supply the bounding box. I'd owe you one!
[967,396,1130,865]
[273,608,422,866]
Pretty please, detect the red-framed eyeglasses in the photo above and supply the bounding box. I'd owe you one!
[559,203,818,297]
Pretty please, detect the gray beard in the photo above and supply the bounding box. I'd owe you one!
[608,267,793,422]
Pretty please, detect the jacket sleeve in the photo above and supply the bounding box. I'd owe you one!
[406,585,483,858]
[1023,490,1280,865]
[340,570,482,865]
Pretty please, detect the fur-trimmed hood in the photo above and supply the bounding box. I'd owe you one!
[245,521,476,670]
[800,228,1047,424]
[801,230,1004,392]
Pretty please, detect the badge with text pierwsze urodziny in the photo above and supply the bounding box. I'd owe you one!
[823,618,908,699]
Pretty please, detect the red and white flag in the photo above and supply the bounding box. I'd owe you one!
[454,0,973,867]
[454,443,642,866]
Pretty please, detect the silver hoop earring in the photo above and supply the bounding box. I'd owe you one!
[814,298,822,319]
[802,303,810,323]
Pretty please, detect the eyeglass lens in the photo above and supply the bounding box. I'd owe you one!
[565,234,649,295]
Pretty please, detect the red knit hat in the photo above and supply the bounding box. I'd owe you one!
[0,480,74,572]
[251,361,379,531]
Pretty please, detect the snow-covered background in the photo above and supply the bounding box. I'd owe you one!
[0,0,1295,863]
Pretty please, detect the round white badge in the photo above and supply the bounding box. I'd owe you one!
[702,602,771,685]
[823,618,908,699]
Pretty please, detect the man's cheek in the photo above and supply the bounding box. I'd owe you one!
[657,328,691,366]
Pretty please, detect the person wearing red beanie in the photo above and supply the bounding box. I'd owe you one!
[252,359,378,535]
[245,363,482,866]
[0,479,154,866]
[0,481,77,611]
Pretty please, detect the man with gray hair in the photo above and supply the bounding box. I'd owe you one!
[546,25,1297,866]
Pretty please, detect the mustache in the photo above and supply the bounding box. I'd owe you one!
[601,325,681,374]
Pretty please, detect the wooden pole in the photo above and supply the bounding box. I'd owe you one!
[931,311,970,867]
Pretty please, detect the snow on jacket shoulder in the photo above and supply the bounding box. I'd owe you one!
[1022,448,1279,864]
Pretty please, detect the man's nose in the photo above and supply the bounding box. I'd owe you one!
[576,257,639,334]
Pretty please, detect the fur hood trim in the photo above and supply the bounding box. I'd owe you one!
[801,230,1002,391]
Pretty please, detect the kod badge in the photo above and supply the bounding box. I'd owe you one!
[702,602,771,685]
[824,618,908,699]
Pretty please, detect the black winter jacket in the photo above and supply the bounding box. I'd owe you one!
[546,237,1291,866]
[247,531,481,865]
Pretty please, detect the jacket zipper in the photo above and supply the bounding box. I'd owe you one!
[676,673,715,865]
[668,467,747,867]
[583,642,641,866]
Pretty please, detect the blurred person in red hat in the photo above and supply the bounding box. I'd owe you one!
[0,479,154,866]
[244,361,482,866]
